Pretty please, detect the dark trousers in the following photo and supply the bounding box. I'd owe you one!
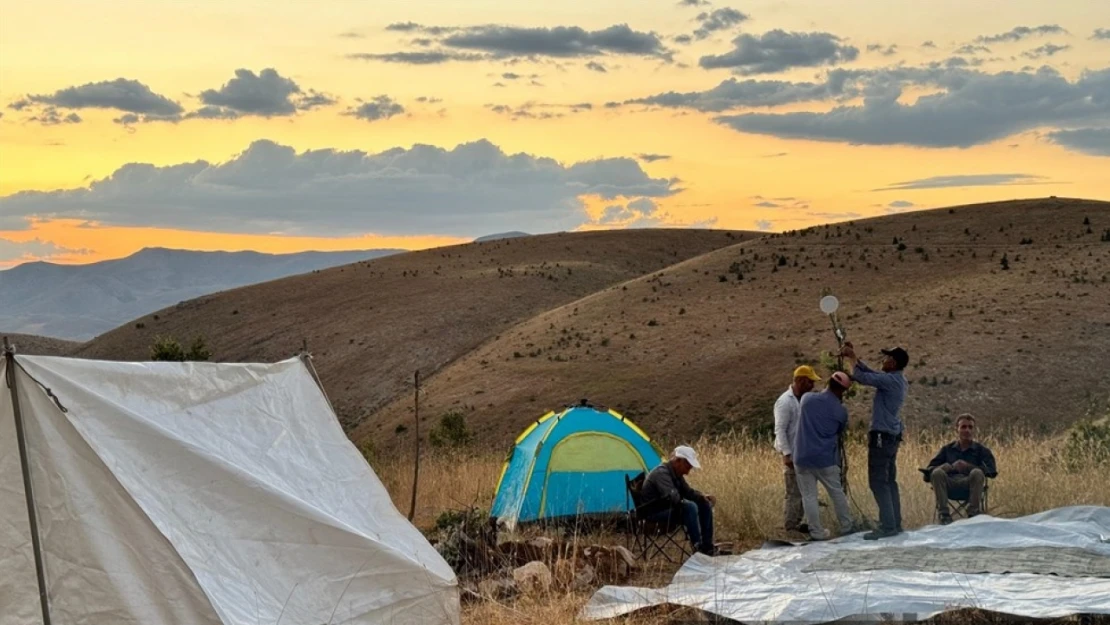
[868,431,902,532]
[648,499,714,552]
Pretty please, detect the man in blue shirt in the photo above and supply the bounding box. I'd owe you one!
[793,371,854,541]
[842,341,908,540]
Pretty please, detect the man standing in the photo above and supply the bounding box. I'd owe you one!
[926,414,997,523]
[793,371,854,540]
[773,365,822,533]
[841,342,908,540]
[641,446,718,555]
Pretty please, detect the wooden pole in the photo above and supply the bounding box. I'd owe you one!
[4,337,53,625]
[408,370,420,522]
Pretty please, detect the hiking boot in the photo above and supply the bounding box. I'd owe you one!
[939,514,953,525]
[797,522,809,534]
[862,528,899,540]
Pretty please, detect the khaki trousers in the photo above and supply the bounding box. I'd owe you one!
[931,467,985,516]
[783,463,805,530]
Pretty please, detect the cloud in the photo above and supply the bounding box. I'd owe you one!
[439,24,672,59]
[674,34,693,45]
[699,30,860,75]
[486,101,590,120]
[347,50,487,64]
[0,139,678,237]
[1022,43,1070,59]
[755,201,780,207]
[693,8,749,40]
[198,68,329,117]
[975,24,1068,44]
[678,0,711,6]
[714,66,1110,148]
[636,153,671,162]
[415,96,443,103]
[622,74,851,112]
[594,197,663,227]
[1045,128,1110,156]
[0,237,89,264]
[955,44,991,55]
[867,44,898,57]
[1093,29,1110,41]
[585,61,608,73]
[502,72,522,80]
[888,200,915,208]
[922,41,937,49]
[338,31,363,39]
[761,152,789,157]
[23,78,184,117]
[875,173,1048,190]
[384,22,457,36]
[183,105,240,120]
[27,107,83,126]
[810,211,862,220]
[342,96,405,121]
[755,219,773,231]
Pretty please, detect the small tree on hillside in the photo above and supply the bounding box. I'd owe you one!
[429,411,472,448]
[150,335,212,361]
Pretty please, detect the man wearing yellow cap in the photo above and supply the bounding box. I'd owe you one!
[773,365,822,533]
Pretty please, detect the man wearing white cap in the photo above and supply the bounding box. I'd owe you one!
[640,445,718,555]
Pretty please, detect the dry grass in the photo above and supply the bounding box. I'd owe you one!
[375,429,1110,625]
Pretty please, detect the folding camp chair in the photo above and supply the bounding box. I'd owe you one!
[624,472,693,563]
[920,468,990,523]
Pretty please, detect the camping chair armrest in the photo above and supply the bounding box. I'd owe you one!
[635,497,677,519]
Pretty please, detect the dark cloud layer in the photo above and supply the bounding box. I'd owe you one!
[1046,128,1110,156]
[714,66,1110,148]
[1093,28,1110,40]
[441,24,671,59]
[699,30,860,75]
[0,139,677,237]
[622,73,854,112]
[1022,43,1070,59]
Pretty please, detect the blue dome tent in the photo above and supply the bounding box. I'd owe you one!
[491,401,665,529]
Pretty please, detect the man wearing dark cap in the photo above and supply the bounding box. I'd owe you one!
[841,342,909,540]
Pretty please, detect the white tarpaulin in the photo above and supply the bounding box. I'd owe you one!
[582,506,1110,623]
[0,354,459,625]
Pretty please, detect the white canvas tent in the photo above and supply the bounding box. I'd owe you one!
[0,347,459,625]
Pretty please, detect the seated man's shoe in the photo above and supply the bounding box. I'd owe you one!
[808,528,832,541]
[863,528,898,540]
[939,513,953,525]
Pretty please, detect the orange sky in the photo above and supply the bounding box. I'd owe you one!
[1,0,1107,266]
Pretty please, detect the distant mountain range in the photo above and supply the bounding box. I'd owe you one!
[0,247,404,340]
[473,231,531,242]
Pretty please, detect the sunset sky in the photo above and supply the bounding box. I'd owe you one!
[1,0,1107,267]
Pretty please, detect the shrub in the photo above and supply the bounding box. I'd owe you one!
[1062,418,1110,472]
[429,411,473,448]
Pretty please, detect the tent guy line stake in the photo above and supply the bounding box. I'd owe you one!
[4,337,53,625]
[408,369,420,522]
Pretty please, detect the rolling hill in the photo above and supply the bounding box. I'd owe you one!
[74,229,753,430]
[0,247,404,340]
[357,197,1110,450]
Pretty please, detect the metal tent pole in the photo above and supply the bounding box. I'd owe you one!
[3,337,52,625]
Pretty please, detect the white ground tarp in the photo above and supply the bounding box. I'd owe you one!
[0,355,459,625]
[582,506,1110,623]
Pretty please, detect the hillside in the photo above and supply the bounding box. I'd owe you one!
[0,333,81,356]
[75,229,752,430]
[357,198,1110,451]
[0,247,403,340]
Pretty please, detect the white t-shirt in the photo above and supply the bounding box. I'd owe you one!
[773,386,804,456]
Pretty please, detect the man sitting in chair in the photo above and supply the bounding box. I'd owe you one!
[641,446,718,555]
[925,414,998,524]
